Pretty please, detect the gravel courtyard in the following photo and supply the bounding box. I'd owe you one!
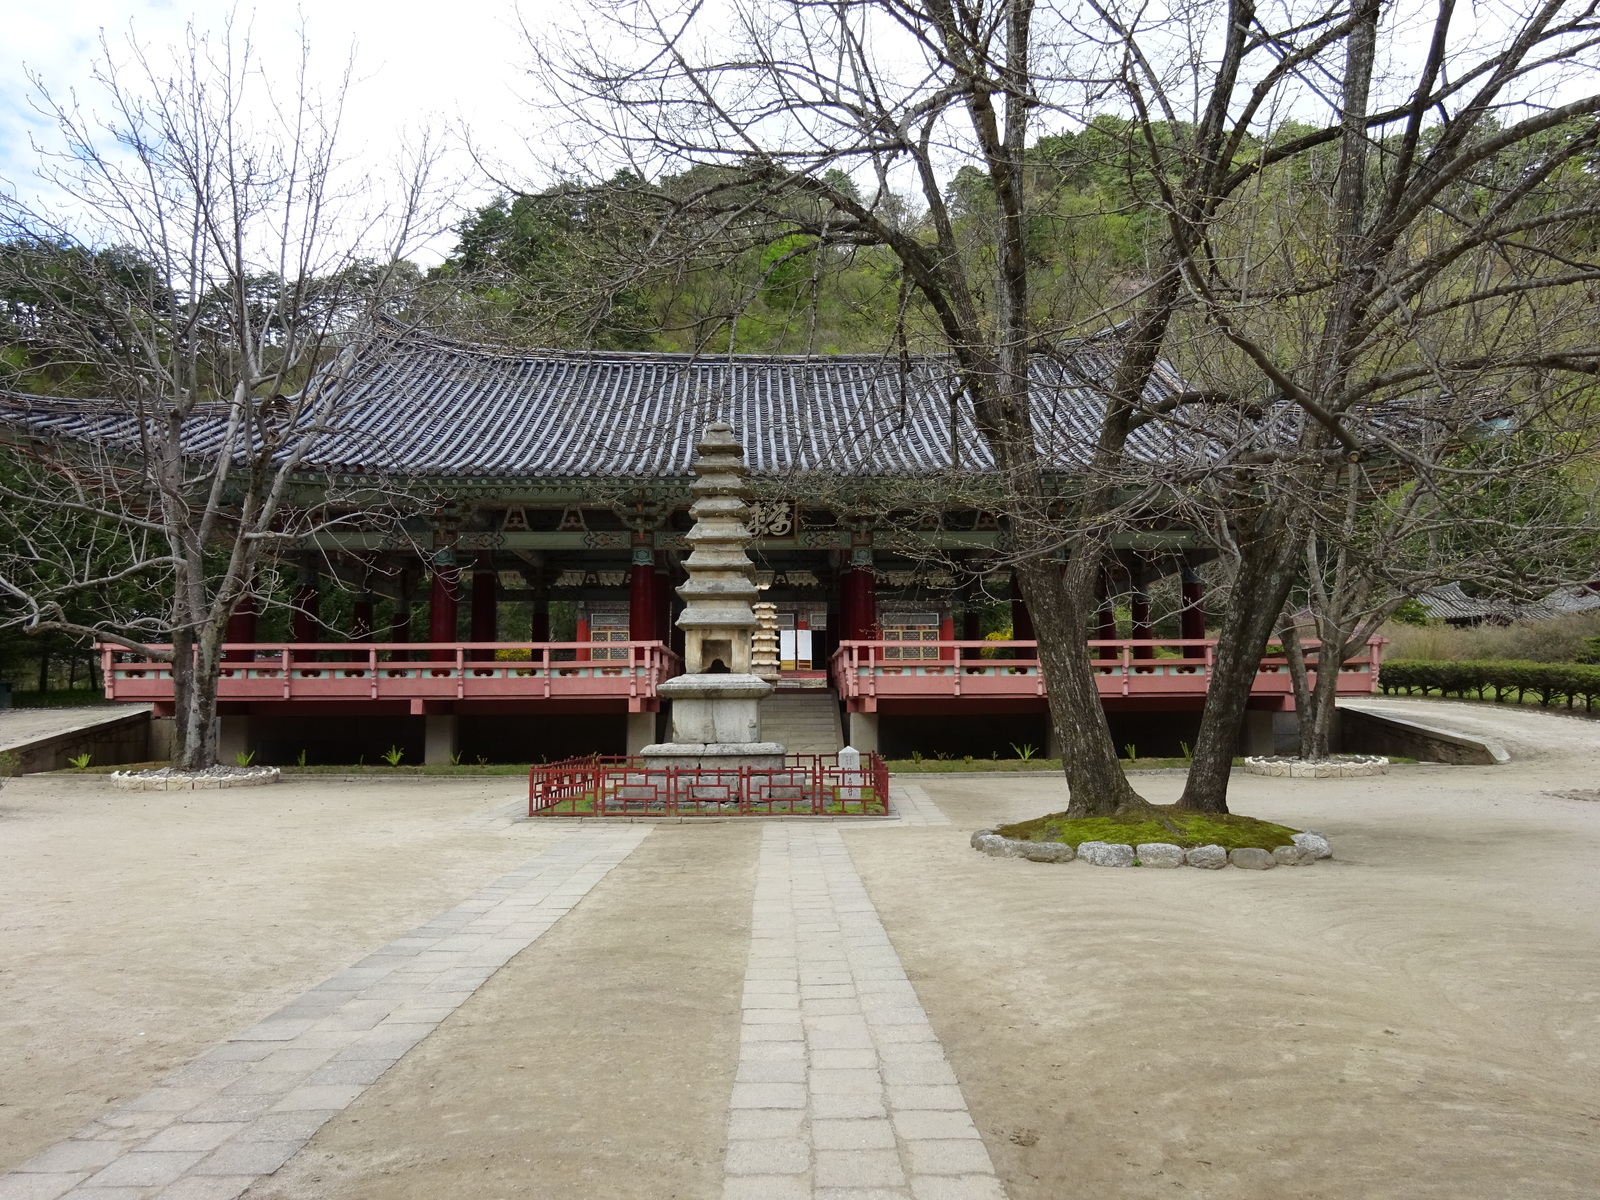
[2,697,1597,1199]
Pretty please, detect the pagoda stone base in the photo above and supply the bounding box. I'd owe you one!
[638,741,787,770]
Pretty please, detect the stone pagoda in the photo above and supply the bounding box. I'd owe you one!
[640,423,785,768]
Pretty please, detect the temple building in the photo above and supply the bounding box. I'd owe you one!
[1,326,1382,765]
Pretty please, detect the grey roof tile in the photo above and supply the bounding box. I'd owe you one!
[0,327,1196,480]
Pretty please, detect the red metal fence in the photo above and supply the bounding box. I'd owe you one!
[527,752,891,817]
[830,637,1385,710]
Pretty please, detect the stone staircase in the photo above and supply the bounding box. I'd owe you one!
[760,691,845,755]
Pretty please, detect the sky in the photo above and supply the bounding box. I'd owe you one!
[0,0,555,262]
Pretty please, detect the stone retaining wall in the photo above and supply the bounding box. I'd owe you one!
[971,829,1333,868]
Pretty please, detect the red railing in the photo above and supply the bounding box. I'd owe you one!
[99,641,683,712]
[830,637,1385,711]
[527,752,891,817]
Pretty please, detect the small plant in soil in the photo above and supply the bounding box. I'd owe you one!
[68,752,92,769]
[1012,743,1038,761]
[382,745,404,766]
[233,750,255,767]
[995,806,1303,852]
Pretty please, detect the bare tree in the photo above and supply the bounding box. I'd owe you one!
[1161,0,1600,807]
[1277,392,1600,760]
[528,0,1599,815]
[0,19,445,769]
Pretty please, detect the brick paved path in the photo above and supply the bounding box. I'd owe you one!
[723,823,1001,1199]
[0,826,650,1200]
[0,788,992,1200]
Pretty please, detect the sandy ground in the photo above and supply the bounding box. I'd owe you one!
[852,700,1600,1198]
[4,697,1599,1197]
[248,823,756,1200]
[0,775,554,1171]
[0,704,150,753]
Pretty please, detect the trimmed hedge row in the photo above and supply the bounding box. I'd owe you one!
[1380,659,1600,710]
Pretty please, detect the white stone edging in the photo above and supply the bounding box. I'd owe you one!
[1242,755,1389,778]
[109,766,282,791]
[970,828,1332,868]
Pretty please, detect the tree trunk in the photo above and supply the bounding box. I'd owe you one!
[1281,619,1315,757]
[1178,520,1301,812]
[1305,622,1357,759]
[1020,553,1153,818]
[170,626,223,771]
[170,627,193,765]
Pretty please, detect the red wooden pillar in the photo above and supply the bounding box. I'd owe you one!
[655,565,672,641]
[576,609,591,662]
[470,552,497,660]
[843,567,876,640]
[939,611,955,661]
[1130,583,1153,659]
[630,546,655,650]
[1180,562,1207,643]
[224,593,257,662]
[429,551,459,662]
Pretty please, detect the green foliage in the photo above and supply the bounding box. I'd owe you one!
[1011,742,1039,761]
[234,750,255,767]
[1123,743,1137,762]
[67,752,91,769]
[1381,658,1600,709]
[1390,597,1432,627]
[0,750,19,777]
[381,745,404,766]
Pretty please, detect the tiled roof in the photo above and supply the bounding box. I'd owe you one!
[1418,581,1600,623]
[0,326,1201,479]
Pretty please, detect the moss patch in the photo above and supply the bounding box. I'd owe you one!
[994,805,1302,852]
[886,756,1243,773]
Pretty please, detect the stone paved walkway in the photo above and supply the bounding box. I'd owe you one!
[0,825,650,1200]
[722,823,1001,1199]
[891,783,949,827]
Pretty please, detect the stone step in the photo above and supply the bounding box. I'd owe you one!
[759,692,844,754]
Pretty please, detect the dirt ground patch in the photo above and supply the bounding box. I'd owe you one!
[846,746,1600,1199]
[248,822,756,1200]
[0,775,556,1171]
[5,698,1600,1198]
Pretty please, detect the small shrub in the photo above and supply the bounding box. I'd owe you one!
[296,749,308,767]
[1380,658,1600,710]
[1123,743,1137,762]
[234,750,255,767]
[381,745,404,766]
[1011,742,1038,761]
[68,752,92,769]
